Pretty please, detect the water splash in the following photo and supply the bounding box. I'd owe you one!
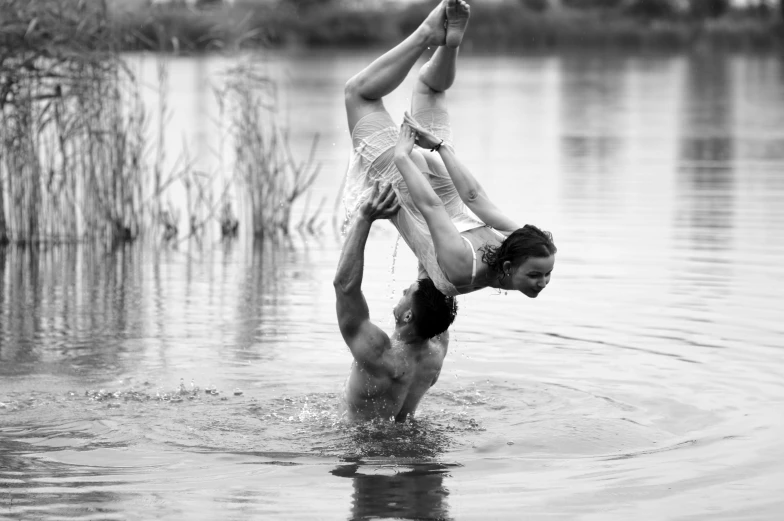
[243,392,486,460]
[81,379,228,405]
[388,234,401,301]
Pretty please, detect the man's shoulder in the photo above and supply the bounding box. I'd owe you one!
[357,322,392,348]
[345,320,392,369]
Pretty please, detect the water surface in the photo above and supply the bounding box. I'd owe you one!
[2,50,784,520]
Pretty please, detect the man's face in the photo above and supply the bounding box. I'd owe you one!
[510,255,555,298]
[393,281,419,324]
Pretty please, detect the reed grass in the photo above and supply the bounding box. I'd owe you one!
[217,60,321,239]
[0,0,149,247]
[1,0,322,247]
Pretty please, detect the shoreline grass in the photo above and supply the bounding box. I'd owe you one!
[108,1,784,53]
[1,0,322,247]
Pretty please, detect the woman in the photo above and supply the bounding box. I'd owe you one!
[341,0,556,296]
[392,113,556,297]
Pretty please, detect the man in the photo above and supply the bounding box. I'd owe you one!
[334,182,458,422]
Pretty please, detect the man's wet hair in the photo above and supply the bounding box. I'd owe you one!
[411,278,458,339]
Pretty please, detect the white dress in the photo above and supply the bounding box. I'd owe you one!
[341,108,484,296]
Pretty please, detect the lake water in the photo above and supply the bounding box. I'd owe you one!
[2,49,784,520]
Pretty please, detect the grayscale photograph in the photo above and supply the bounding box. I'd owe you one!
[1,0,783,519]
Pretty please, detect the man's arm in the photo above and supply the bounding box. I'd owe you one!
[334,183,399,372]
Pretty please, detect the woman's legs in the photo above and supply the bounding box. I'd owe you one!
[401,1,476,286]
[411,45,458,179]
[410,2,472,214]
[445,0,471,49]
[344,1,447,135]
[343,1,475,288]
[411,0,469,115]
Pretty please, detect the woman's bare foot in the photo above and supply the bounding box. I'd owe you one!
[419,0,448,46]
[445,0,470,49]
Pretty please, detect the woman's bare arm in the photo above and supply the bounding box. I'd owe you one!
[393,124,473,283]
[404,112,518,233]
[437,147,518,232]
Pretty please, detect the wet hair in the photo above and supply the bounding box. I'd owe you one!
[410,278,458,339]
[480,224,557,274]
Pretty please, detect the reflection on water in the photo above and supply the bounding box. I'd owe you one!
[332,462,452,521]
[0,245,143,378]
[677,52,735,253]
[2,51,784,520]
[560,53,628,199]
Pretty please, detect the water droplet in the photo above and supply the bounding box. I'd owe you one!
[388,234,401,301]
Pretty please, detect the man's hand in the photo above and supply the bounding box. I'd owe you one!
[359,181,400,222]
[335,181,394,369]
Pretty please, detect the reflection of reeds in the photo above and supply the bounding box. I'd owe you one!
[0,242,144,368]
[218,61,320,239]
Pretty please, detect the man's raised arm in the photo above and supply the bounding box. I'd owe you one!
[334,182,399,349]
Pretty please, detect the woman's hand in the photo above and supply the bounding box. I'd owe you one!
[359,181,400,222]
[403,112,442,150]
[395,122,416,158]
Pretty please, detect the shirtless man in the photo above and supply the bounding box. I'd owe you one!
[334,182,458,422]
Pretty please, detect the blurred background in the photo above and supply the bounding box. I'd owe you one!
[108,0,783,52]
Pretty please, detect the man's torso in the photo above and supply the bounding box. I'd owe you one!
[344,336,448,422]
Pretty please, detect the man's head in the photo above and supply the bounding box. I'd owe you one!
[393,278,457,339]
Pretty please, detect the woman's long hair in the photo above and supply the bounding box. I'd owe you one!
[480,224,556,274]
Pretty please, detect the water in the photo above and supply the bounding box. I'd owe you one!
[2,50,784,519]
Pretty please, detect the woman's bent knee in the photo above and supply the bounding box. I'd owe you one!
[344,76,361,104]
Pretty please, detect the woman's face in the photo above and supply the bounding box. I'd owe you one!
[508,255,555,298]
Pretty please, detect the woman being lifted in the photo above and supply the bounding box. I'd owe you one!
[343,0,556,297]
[394,113,556,298]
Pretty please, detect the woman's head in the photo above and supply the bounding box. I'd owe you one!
[481,225,557,298]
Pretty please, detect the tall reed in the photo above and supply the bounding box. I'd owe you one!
[1,0,322,246]
[0,0,147,247]
[217,60,321,239]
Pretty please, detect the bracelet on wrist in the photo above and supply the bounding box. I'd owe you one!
[430,139,443,152]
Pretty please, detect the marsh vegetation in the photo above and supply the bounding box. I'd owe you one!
[0,0,321,247]
[108,0,783,52]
